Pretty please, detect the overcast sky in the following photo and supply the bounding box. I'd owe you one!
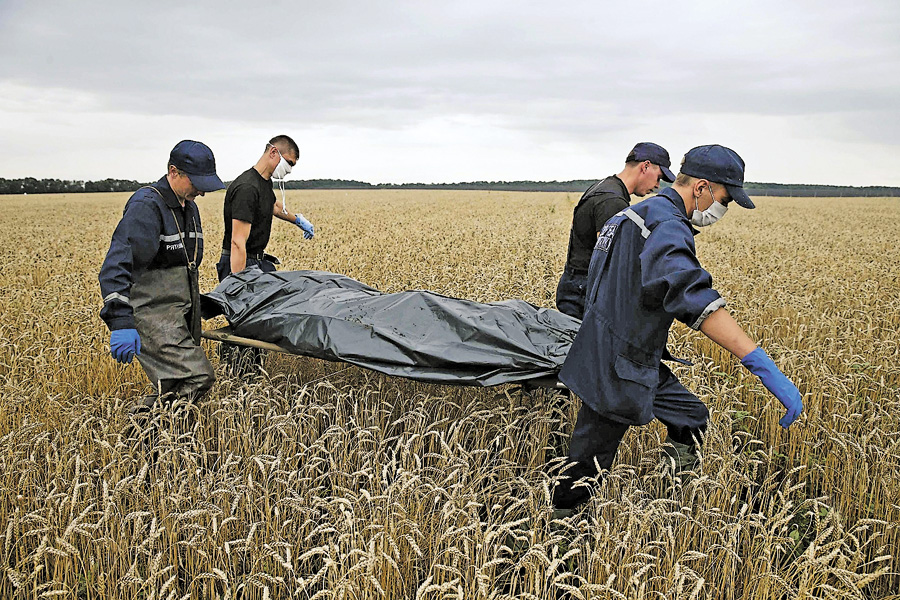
[1,0,898,186]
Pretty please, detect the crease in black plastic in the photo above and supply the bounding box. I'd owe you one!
[201,268,580,387]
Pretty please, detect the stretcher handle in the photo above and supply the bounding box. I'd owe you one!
[200,327,289,353]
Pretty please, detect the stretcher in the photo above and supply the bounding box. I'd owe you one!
[200,269,576,391]
[200,326,568,391]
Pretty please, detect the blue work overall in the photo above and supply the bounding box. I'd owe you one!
[554,188,723,508]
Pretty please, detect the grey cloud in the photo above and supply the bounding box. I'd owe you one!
[1,0,898,147]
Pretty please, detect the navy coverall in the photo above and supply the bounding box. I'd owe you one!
[554,187,723,508]
[99,177,215,400]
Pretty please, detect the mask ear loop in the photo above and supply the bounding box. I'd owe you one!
[693,180,710,215]
[268,143,289,214]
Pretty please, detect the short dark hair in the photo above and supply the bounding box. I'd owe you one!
[674,173,697,186]
[269,135,299,159]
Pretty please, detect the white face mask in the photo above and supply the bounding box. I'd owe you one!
[269,143,293,181]
[272,155,292,181]
[691,185,728,227]
[269,144,294,213]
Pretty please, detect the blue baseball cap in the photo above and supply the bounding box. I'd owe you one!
[169,140,225,192]
[679,144,754,209]
[627,142,675,183]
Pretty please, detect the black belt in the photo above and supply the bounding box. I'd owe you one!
[221,249,267,260]
[563,265,588,277]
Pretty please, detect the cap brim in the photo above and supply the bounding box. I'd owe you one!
[188,173,226,192]
[660,165,676,183]
[725,184,754,209]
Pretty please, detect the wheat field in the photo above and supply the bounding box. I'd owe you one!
[0,190,898,599]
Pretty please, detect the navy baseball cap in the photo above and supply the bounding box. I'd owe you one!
[679,144,754,209]
[169,140,225,192]
[627,142,675,183]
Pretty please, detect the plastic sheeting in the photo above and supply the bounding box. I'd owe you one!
[201,268,579,386]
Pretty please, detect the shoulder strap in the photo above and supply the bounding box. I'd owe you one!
[138,185,163,199]
[168,208,199,268]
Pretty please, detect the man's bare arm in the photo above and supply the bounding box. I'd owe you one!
[699,307,757,359]
[230,219,251,274]
[273,202,298,223]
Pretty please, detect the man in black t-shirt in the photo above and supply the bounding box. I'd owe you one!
[216,134,315,281]
[556,142,676,319]
[217,135,314,373]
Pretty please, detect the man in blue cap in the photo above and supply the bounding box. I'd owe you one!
[556,142,676,320]
[552,144,804,511]
[99,140,225,417]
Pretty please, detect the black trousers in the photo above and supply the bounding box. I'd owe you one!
[552,362,709,509]
[215,253,278,282]
[555,269,588,320]
[215,254,278,374]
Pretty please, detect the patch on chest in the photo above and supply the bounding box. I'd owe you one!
[596,222,618,253]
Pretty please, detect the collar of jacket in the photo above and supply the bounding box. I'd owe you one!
[657,187,701,235]
[153,176,188,210]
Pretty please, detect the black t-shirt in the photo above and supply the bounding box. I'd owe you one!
[222,167,276,254]
[564,175,630,273]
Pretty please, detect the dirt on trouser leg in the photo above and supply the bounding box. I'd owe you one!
[131,266,216,401]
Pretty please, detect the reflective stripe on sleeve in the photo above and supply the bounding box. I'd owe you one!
[160,232,202,241]
[103,292,131,306]
[690,297,726,330]
[623,209,651,239]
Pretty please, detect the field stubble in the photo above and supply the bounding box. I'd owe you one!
[0,190,898,599]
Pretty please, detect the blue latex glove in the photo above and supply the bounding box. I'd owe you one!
[741,347,803,429]
[295,214,315,239]
[110,328,141,364]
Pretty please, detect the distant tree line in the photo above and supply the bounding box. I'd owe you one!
[287,179,900,197]
[283,179,599,192]
[2,176,898,197]
[0,178,147,194]
[741,182,898,197]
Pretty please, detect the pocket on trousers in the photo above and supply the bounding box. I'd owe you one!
[614,354,658,388]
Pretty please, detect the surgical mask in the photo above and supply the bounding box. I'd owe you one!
[272,156,292,181]
[269,144,293,212]
[691,185,729,227]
